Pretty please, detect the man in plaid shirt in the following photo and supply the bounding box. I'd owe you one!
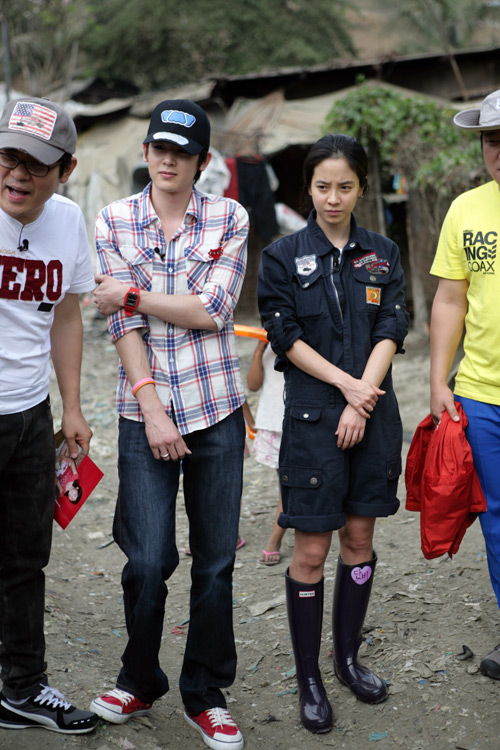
[91,100,248,750]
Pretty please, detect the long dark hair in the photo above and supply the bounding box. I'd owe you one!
[65,480,83,504]
[303,134,369,197]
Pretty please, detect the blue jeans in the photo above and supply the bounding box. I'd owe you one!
[456,395,500,608]
[0,397,55,699]
[114,408,245,714]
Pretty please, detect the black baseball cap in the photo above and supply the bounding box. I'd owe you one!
[143,99,210,155]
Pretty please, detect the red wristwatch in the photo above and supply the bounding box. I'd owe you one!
[123,287,140,316]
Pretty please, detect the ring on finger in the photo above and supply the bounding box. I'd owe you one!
[160,452,170,459]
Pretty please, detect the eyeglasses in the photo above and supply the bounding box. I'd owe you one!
[0,151,61,177]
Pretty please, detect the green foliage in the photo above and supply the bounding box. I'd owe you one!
[394,0,489,51]
[324,83,484,198]
[0,0,355,93]
[81,0,173,89]
[3,0,498,94]
[1,0,89,95]
[79,0,355,89]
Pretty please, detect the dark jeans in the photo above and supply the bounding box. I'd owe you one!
[114,408,245,714]
[0,397,55,699]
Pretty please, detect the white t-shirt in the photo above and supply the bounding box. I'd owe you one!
[254,344,285,432]
[0,194,95,414]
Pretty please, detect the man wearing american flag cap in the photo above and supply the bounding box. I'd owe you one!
[0,96,98,734]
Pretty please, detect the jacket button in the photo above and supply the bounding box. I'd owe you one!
[395,304,401,310]
[282,474,288,483]
[350,242,356,248]
[370,275,377,282]
[303,413,309,418]
[274,311,280,317]
[388,469,394,477]
[310,477,318,486]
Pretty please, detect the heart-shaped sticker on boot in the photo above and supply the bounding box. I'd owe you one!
[351,566,372,585]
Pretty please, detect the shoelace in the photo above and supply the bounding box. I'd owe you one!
[34,685,71,711]
[105,688,136,705]
[206,707,237,728]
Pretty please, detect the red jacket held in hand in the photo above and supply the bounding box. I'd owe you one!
[405,403,486,560]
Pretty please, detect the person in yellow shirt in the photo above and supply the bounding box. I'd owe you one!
[430,89,500,679]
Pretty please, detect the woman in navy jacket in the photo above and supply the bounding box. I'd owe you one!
[258,134,408,733]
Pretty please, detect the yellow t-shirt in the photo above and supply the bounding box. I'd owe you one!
[431,180,500,404]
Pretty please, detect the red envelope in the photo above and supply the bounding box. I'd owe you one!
[53,431,103,530]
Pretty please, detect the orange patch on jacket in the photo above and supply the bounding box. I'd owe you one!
[366,287,381,305]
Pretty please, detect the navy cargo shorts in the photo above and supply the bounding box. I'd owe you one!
[278,385,402,533]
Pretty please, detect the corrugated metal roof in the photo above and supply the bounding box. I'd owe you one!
[65,98,134,119]
[211,80,463,156]
[130,82,216,117]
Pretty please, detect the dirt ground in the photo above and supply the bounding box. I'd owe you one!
[2,303,500,750]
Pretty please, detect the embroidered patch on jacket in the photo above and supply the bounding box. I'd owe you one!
[352,253,378,269]
[295,254,317,276]
[366,259,390,275]
[366,287,381,305]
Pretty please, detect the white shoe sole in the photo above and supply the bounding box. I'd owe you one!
[184,711,244,750]
[90,698,151,725]
[1,699,98,734]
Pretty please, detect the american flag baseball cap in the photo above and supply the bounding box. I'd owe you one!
[0,97,77,164]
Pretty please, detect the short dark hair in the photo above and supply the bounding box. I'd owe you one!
[303,134,369,194]
[58,152,73,177]
[194,149,208,184]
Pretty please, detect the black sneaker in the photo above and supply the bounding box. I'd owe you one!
[480,644,500,679]
[0,684,99,734]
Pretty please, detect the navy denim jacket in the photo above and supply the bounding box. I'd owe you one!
[258,211,409,396]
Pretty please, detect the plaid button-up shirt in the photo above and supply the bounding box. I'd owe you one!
[96,183,249,435]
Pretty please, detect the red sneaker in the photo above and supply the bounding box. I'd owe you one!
[184,707,244,749]
[90,689,152,724]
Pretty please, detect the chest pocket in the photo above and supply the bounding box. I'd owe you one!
[119,244,154,266]
[352,265,391,313]
[119,245,154,288]
[293,263,326,319]
[185,243,218,293]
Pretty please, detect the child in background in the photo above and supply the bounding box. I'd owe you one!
[246,339,285,565]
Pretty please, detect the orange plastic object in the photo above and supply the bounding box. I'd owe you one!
[246,425,257,440]
[234,324,267,341]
